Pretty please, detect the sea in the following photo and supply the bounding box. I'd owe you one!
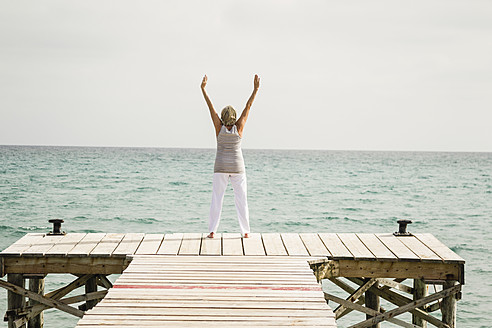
[0,146,491,327]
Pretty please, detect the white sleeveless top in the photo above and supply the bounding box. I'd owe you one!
[214,125,245,174]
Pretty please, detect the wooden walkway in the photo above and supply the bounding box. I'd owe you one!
[0,232,465,328]
[75,256,336,327]
[0,231,467,261]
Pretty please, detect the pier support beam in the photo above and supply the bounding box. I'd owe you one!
[27,275,45,328]
[441,280,458,328]
[7,274,25,328]
[413,279,427,327]
[85,276,98,310]
[364,285,380,328]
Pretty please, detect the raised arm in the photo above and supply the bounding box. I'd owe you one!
[201,75,222,136]
[236,74,260,137]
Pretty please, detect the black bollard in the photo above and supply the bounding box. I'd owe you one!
[394,219,412,236]
[48,219,66,235]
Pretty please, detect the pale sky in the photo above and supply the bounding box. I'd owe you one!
[1,0,491,151]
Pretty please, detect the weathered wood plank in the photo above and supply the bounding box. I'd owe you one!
[261,233,287,256]
[157,233,183,255]
[242,233,265,256]
[3,257,129,275]
[318,233,352,259]
[178,233,202,255]
[90,234,125,257]
[300,233,330,256]
[221,233,243,256]
[44,233,87,256]
[376,233,420,261]
[396,236,442,262]
[414,233,465,263]
[23,235,68,256]
[200,233,222,255]
[280,233,309,256]
[356,234,397,261]
[337,233,375,260]
[134,234,164,255]
[1,233,46,256]
[68,233,106,257]
[113,233,145,256]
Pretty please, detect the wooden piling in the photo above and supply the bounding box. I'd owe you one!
[442,280,458,328]
[27,275,45,328]
[85,276,98,310]
[7,274,25,328]
[413,278,427,327]
[364,285,380,328]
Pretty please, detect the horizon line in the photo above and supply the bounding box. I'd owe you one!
[1,143,491,154]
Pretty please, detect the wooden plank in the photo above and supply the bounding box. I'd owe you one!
[96,300,328,310]
[157,233,183,255]
[68,233,106,257]
[1,233,46,256]
[299,233,330,256]
[376,233,420,261]
[396,236,442,262]
[318,233,352,260]
[45,233,87,256]
[222,233,243,256]
[77,318,335,326]
[200,233,222,255]
[280,233,309,256]
[316,259,462,281]
[178,233,202,255]
[134,234,164,255]
[261,233,287,256]
[356,233,397,261]
[3,256,129,275]
[113,233,145,256]
[23,235,68,256]
[90,234,125,257]
[337,233,375,260]
[414,233,465,263]
[242,233,266,256]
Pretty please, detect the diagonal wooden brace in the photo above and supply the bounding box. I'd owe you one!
[334,278,378,318]
[0,279,84,320]
[348,284,461,328]
[325,292,421,328]
[15,290,108,327]
[348,277,446,327]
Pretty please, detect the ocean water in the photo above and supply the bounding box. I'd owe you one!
[0,146,491,327]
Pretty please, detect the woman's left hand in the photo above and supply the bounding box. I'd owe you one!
[201,75,208,89]
[253,74,260,91]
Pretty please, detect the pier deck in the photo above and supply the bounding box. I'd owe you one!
[0,232,465,328]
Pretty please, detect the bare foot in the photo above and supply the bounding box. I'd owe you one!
[243,233,249,238]
[207,232,214,238]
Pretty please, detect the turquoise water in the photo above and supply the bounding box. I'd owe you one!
[0,146,491,327]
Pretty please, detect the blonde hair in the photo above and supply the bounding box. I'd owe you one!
[221,105,237,126]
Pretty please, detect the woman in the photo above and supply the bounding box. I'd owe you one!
[201,74,260,238]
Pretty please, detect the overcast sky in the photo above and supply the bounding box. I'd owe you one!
[1,0,491,151]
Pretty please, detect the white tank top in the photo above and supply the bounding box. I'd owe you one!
[214,125,245,174]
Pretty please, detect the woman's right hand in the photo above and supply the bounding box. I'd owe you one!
[253,74,260,91]
[201,75,208,89]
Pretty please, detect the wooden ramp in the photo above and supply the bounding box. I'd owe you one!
[75,256,336,327]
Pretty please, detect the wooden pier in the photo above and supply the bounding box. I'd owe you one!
[0,231,465,328]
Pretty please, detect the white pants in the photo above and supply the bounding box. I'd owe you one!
[209,172,250,235]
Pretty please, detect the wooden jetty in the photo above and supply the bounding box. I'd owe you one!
[0,230,465,328]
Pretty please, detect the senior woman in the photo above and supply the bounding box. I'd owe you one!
[201,74,260,239]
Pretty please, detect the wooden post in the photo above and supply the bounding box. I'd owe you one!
[413,279,428,327]
[364,278,380,328]
[7,274,25,328]
[28,275,45,328]
[442,280,458,328]
[85,276,98,310]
